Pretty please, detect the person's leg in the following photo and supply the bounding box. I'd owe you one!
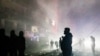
[13,50,17,56]
[10,50,14,56]
[19,50,25,56]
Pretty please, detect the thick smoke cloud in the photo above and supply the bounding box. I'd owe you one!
[1,0,100,38]
[59,0,100,38]
[32,0,100,38]
[67,0,100,20]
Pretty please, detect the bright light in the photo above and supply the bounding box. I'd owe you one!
[31,26,38,33]
[84,37,92,49]
[52,20,56,26]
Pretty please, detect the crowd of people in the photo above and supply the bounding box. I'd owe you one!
[0,27,96,56]
[0,28,25,56]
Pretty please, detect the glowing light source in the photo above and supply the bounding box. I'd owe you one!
[31,26,38,33]
[52,20,56,26]
[84,38,92,49]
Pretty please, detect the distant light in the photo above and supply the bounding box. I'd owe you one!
[84,38,92,49]
[31,26,38,33]
[52,20,56,26]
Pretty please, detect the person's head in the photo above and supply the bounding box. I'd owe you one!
[64,27,70,35]
[91,36,94,39]
[0,28,5,36]
[10,30,15,36]
[19,31,24,37]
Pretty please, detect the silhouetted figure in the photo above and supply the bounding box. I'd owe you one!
[0,28,9,56]
[10,30,18,56]
[90,36,95,56]
[50,40,54,48]
[60,27,73,56]
[18,31,25,56]
[78,38,85,50]
[55,41,59,49]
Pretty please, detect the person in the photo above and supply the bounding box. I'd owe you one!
[10,30,18,56]
[0,28,9,56]
[78,38,85,50]
[90,36,95,56]
[50,40,54,48]
[59,27,73,56]
[55,41,59,49]
[18,31,25,56]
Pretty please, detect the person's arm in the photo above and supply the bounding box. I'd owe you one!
[59,37,63,47]
[60,37,63,44]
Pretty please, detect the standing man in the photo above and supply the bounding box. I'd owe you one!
[10,30,18,56]
[55,41,59,49]
[60,27,73,56]
[50,40,54,48]
[18,31,25,56]
[0,28,9,56]
[90,36,95,56]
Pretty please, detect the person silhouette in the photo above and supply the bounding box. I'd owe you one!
[10,30,18,56]
[18,31,25,56]
[90,36,95,56]
[59,27,73,56]
[0,28,9,56]
[55,41,59,49]
[50,40,54,48]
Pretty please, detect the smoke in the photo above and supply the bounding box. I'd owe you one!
[35,0,100,39]
[58,0,100,38]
